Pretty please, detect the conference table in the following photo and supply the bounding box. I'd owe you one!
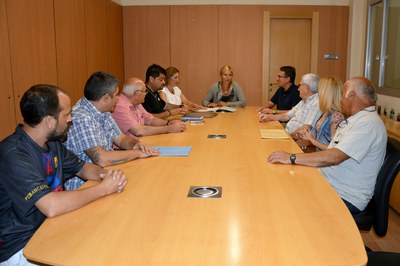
[24,106,367,265]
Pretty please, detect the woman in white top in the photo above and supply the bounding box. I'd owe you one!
[160,67,203,111]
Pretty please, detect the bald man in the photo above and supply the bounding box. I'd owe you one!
[112,77,186,139]
[268,77,387,213]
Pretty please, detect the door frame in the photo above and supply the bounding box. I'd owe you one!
[262,11,319,105]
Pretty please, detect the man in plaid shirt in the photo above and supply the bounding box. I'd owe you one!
[64,72,159,190]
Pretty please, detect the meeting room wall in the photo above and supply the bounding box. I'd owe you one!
[123,5,348,106]
[0,0,124,141]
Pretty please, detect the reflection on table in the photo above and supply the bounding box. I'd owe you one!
[24,107,367,266]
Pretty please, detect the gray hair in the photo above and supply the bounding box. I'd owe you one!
[302,73,320,93]
[122,78,145,96]
[347,77,377,102]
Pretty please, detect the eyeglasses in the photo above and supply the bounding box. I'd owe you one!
[136,90,148,94]
[277,75,287,79]
[171,76,180,80]
[298,83,307,87]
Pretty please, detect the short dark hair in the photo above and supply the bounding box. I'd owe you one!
[145,64,166,83]
[84,71,119,101]
[280,66,296,84]
[20,84,64,127]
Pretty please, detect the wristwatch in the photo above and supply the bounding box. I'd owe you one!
[290,154,296,164]
[272,110,277,114]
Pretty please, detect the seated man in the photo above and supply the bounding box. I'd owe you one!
[112,77,187,139]
[64,72,159,190]
[142,64,186,119]
[259,73,321,137]
[268,77,386,213]
[257,66,301,114]
[0,85,127,265]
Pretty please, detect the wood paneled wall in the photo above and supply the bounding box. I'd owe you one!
[0,0,124,140]
[0,0,15,139]
[123,6,170,82]
[170,6,219,103]
[123,5,348,106]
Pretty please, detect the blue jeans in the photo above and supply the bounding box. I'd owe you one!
[342,198,361,214]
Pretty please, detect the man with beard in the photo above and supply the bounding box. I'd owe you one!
[64,72,160,190]
[0,84,128,265]
[142,64,186,119]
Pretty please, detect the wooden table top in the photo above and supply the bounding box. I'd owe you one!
[24,106,367,266]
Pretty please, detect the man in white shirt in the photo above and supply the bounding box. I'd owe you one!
[259,73,321,137]
[268,77,387,213]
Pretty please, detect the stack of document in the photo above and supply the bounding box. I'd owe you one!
[197,106,236,113]
[180,115,204,122]
[260,129,290,139]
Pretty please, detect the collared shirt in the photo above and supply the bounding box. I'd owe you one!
[320,106,387,211]
[64,97,121,190]
[270,84,301,110]
[112,94,154,139]
[285,93,321,134]
[65,97,121,162]
[142,86,167,114]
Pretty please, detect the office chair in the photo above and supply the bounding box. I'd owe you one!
[367,250,400,266]
[352,137,400,237]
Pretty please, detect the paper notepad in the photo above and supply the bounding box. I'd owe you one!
[260,129,290,139]
[153,146,192,156]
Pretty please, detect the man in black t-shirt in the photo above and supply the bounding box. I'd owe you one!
[257,66,301,115]
[142,64,186,119]
[0,85,128,264]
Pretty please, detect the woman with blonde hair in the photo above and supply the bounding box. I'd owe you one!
[299,77,345,151]
[202,65,246,107]
[159,66,203,111]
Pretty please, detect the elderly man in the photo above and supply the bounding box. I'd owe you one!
[112,77,186,139]
[257,66,301,114]
[268,77,387,213]
[142,64,186,119]
[259,73,321,137]
[64,72,159,190]
[0,85,127,265]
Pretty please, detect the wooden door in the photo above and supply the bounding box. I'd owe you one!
[262,11,319,106]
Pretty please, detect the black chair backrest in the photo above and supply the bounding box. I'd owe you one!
[372,137,400,236]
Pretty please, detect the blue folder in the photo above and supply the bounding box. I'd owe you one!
[153,146,192,156]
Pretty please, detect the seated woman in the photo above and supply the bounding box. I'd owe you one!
[160,67,204,111]
[298,77,345,151]
[202,65,246,107]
